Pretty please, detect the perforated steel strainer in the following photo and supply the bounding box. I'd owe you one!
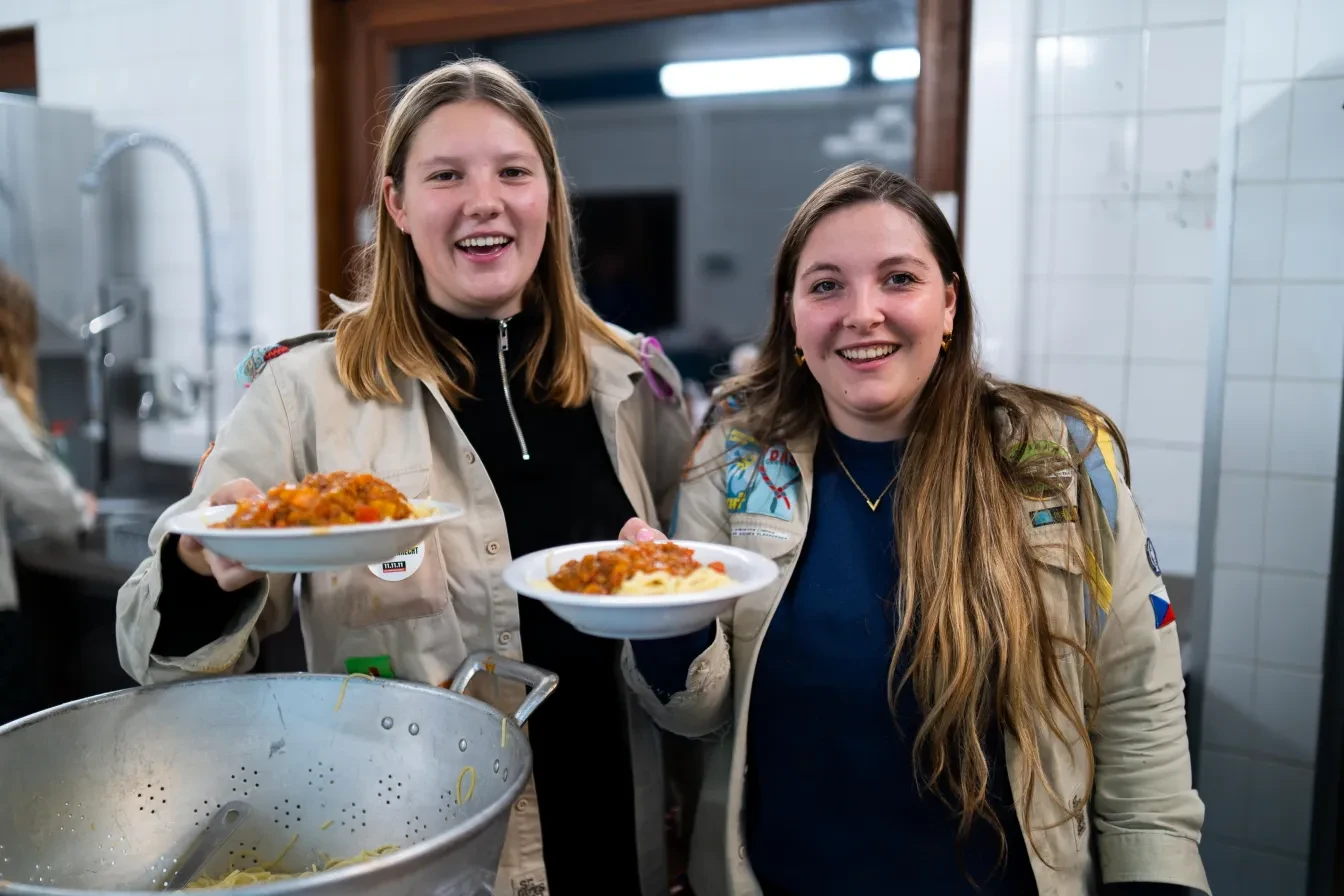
[0,653,556,895]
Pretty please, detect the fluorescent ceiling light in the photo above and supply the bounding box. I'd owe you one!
[871,47,920,81]
[659,53,853,98]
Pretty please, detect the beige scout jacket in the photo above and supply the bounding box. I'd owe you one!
[0,380,91,612]
[115,325,692,896]
[622,409,1210,896]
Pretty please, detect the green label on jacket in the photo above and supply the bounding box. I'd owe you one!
[344,655,395,678]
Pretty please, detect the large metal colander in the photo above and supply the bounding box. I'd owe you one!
[0,653,556,895]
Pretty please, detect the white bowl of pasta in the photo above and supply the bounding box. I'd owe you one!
[502,540,779,640]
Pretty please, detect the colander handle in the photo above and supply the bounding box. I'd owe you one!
[449,651,559,726]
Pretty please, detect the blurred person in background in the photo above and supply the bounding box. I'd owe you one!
[115,59,689,895]
[0,262,96,724]
[623,164,1207,895]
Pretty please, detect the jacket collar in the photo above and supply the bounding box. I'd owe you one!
[584,329,649,402]
[786,427,819,498]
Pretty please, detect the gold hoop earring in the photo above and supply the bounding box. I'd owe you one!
[793,346,806,367]
[941,332,953,353]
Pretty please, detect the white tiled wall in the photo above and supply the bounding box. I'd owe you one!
[0,0,316,464]
[1026,0,1227,576]
[1196,0,1344,891]
[966,0,1344,887]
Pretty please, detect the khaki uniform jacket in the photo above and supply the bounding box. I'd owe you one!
[622,410,1210,896]
[115,326,692,896]
[0,381,90,612]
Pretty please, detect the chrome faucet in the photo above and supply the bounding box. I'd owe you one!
[78,131,248,448]
[79,301,130,339]
[76,298,134,450]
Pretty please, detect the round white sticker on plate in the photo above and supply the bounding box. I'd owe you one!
[369,542,425,582]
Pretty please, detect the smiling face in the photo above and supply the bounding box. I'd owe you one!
[383,99,550,319]
[790,200,956,441]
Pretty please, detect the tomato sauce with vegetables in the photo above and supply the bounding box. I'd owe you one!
[215,471,415,529]
[547,542,726,594]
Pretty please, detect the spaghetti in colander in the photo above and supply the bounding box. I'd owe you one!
[185,843,400,889]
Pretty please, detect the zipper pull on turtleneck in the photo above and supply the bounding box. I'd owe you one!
[497,317,530,461]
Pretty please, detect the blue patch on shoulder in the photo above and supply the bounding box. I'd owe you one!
[724,427,800,521]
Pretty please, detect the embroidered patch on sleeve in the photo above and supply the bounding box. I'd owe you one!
[236,343,291,387]
[1146,537,1162,577]
[1030,505,1079,527]
[724,427,800,521]
[1149,588,1176,629]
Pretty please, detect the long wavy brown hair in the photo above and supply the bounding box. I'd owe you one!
[716,163,1126,860]
[0,262,42,429]
[334,57,633,406]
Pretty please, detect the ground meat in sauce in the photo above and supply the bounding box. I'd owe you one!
[547,542,727,594]
[215,471,415,528]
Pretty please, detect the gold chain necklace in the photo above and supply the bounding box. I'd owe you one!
[826,432,900,512]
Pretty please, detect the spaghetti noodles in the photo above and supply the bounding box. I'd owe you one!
[333,672,373,713]
[457,766,476,804]
[184,838,398,889]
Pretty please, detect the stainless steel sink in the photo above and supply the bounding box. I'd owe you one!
[95,496,171,518]
[92,497,171,568]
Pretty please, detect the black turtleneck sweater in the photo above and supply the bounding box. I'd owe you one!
[422,300,643,894]
[154,302,644,894]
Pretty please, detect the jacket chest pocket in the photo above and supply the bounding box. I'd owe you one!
[728,517,801,642]
[314,532,450,629]
[307,467,449,629]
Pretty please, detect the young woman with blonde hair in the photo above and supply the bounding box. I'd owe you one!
[117,59,690,894]
[624,164,1208,895]
[0,263,96,723]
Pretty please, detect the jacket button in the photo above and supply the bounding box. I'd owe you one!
[738,845,746,860]
[465,450,476,464]
[515,799,528,812]
[486,540,501,555]
[499,631,512,646]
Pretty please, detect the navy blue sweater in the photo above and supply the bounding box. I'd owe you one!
[634,428,1192,896]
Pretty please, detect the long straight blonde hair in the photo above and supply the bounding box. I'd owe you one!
[334,58,632,407]
[716,163,1124,859]
[0,263,42,429]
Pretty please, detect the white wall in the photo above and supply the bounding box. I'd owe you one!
[961,0,1036,378]
[0,0,317,465]
[1027,0,1227,578]
[1196,0,1344,891]
[966,0,1226,578]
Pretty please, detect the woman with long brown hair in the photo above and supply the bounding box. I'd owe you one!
[623,164,1207,895]
[0,262,96,723]
[117,59,690,894]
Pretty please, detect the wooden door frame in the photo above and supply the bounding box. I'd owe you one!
[311,0,972,324]
[0,27,37,93]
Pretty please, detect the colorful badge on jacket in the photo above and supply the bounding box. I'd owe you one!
[1146,537,1162,577]
[1149,587,1176,629]
[235,331,335,387]
[724,427,801,521]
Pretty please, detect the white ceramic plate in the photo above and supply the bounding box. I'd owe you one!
[502,540,779,640]
[165,500,464,573]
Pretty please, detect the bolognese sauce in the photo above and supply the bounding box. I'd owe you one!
[215,471,415,529]
[547,541,727,594]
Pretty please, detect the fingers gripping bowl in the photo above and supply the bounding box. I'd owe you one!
[502,540,779,639]
[166,472,463,573]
